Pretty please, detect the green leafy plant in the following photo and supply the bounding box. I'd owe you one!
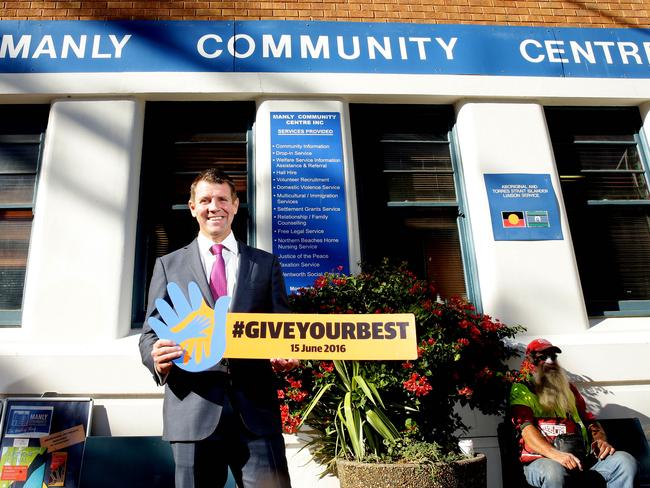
[301,360,400,464]
[275,259,525,472]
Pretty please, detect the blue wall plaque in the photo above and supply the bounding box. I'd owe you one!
[484,173,563,241]
[270,112,350,292]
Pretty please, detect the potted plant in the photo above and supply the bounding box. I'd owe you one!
[276,259,524,487]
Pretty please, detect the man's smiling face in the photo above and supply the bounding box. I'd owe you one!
[188,180,239,242]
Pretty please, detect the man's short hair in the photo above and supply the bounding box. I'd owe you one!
[189,168,238,201]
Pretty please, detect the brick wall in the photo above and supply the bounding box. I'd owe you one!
[1,0,649,27]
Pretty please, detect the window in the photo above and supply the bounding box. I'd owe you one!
[0,105,49,326]
[546,107,650,317]
[350,104,476,301]
[133,102,256,325]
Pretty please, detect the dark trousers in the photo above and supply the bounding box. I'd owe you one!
[171,394,291,488]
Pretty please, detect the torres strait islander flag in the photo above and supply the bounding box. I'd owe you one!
[502,211,526,228]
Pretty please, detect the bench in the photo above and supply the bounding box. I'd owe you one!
[498,418,650,488]
[79,436,236,488]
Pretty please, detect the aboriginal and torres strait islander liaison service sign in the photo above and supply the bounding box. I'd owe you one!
[484,173,563,241]
[148,283,417,372]
[1,21,650,78]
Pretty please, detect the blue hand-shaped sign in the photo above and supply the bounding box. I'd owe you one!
[148,282,229,372]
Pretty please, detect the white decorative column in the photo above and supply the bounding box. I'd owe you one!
[454,101,588,335]
[22,99,145,340]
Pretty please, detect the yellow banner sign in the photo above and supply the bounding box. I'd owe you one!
[149,284,418,371]
[223,313,417,360]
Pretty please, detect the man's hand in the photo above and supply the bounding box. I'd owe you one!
[521,424,584,471]
[592,439,616,460]
[550,450,583,471]
[152,339,183,375]
[271,358,299,373]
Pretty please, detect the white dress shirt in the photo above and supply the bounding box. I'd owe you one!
[196,231,240,303]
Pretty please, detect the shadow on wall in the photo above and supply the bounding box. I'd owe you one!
[567,372,608,412]
[91,404,112,436]
[598,404,650,439]
[568,371,650,438]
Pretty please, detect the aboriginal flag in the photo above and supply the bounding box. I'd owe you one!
[502,211,526,228]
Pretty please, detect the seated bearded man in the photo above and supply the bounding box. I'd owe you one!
[509,339,637,488]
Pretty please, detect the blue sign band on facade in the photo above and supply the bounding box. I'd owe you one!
[1,20,650,77]
[484,173,563,241]
[270,112,350,293]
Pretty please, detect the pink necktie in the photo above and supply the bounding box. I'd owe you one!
[210,244,227,300]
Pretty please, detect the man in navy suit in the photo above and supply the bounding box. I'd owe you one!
[139,169,295,488]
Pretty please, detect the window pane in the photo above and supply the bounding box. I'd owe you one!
[0,105,48,322]
[382,142,452,171]
[173,141,248,206]
[584,172,648,200]
[0,174,36,205]
[386,172,456,202]
[557,142,648,200]
[574,144,643,171]
[351,104,466,298]
[134,102,255,325]
[0,210,32,311]
[570,206,650,315]
[547,107,648,316]
[404,207,466,298]
[0,142,40,173]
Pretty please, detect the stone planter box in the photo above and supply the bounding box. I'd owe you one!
[336,453,487,488]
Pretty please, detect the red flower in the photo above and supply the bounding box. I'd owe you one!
[320,361,334,373]
[409,284,422,294]
[403,373,432,397]
[314,276,328,289]
[277,389,285,399]
[280,403,302,434]
[427,337,436,345]
[458,386,473,398]
[478,367,493,379]
[288,389,308,402]
[402,361,413,369]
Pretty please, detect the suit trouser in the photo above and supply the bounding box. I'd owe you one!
[171,394,291,488]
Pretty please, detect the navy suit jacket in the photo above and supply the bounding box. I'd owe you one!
[139,239,290,441]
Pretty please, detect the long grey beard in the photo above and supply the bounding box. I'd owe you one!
[534,366,575,415]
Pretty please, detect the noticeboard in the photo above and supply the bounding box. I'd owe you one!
[0,398,92,488]
[484,173,563,241]
[270,111,350,293]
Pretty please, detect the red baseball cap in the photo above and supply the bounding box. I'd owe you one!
[526,338,562,356]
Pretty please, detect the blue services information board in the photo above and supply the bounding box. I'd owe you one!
[271,112,350,293]
[1,21,650,78]
[484,173,563,241]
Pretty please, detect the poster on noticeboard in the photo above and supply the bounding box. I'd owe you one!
[0,398,92,488]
